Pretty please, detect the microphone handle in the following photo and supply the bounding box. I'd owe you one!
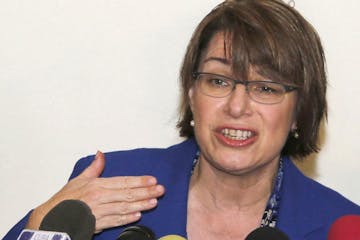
[17,229,71,240]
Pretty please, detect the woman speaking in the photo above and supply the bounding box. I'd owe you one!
[4,0,360,239]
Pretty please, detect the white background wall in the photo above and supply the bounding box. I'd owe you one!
[1,0,359,237]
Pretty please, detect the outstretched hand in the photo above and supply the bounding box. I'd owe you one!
[26,151,165,233]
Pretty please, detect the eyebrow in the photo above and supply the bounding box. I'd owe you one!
[202,57,231,65]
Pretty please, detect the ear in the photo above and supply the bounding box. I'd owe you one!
[290,121,297,131]
[290,101,298,131]
[188,87,195,111]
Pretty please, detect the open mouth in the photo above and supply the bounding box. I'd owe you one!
[221,128,254,140]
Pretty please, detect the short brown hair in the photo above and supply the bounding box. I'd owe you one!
[177,0,327,158]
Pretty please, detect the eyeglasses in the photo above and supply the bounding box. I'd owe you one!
[193,72,298,104]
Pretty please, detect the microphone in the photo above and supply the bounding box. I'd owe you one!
[158,235,186,240]
[117,225,186,240]
[17,199,95,240]
[117,225,156,240]
[327,215,360,240]
[245,226,289,240]
[17,229,71,240]
[117,225,290,240]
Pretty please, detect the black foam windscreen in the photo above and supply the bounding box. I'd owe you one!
[117,225,156,240]
[39,199,95,240]
[245,226,289,240]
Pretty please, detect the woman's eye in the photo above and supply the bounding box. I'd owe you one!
[208,78,229,87]
[252,83,282,95]
[261,86,276,93]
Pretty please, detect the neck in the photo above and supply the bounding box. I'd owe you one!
[189,155,279,211]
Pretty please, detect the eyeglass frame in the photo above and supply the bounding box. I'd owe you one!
[192,72,299,104]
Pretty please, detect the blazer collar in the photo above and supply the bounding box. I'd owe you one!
[143,140,331,239]
[278,157,328,239]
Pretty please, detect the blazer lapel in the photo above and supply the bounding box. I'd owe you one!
[141,138,198,238]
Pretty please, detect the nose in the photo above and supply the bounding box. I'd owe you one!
[224,84,253,117]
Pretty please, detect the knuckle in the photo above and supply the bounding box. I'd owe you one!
[140,200,148,208]
[123,177,130,187]
[117,202,131,213]
[148,185,158,196]
[115,215,128,225]
[123,188,135,201]
[141,200,154,210]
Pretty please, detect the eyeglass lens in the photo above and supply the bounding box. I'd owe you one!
[195,73,290,104]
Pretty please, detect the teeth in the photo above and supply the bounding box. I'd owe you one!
[221,128,253,140]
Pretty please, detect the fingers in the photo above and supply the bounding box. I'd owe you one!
[93,198,158,218]
[87,184,164,233]
[82,184,165,204]
[97,175,158,189]
[26,151,166,233]
[81,151,106,179]
[93,197,161,232]
[95,213,142,233]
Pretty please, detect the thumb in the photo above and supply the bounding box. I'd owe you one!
[81,151,106,179]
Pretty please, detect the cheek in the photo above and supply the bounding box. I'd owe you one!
[192,94,223,121]
[260,104,296,136]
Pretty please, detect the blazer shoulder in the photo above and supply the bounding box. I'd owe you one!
[69,138,198,179]
[279,158,360,239]
[284,158,360,214]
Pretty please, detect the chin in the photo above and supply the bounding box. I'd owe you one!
[210,154,256,173]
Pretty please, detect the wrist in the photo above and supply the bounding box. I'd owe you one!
[25,204,48,229]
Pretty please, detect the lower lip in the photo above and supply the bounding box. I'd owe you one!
[214,131,256,147]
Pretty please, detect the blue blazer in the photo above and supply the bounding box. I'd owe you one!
[4,138,360,240]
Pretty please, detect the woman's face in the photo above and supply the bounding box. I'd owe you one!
[189,33,297,175]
